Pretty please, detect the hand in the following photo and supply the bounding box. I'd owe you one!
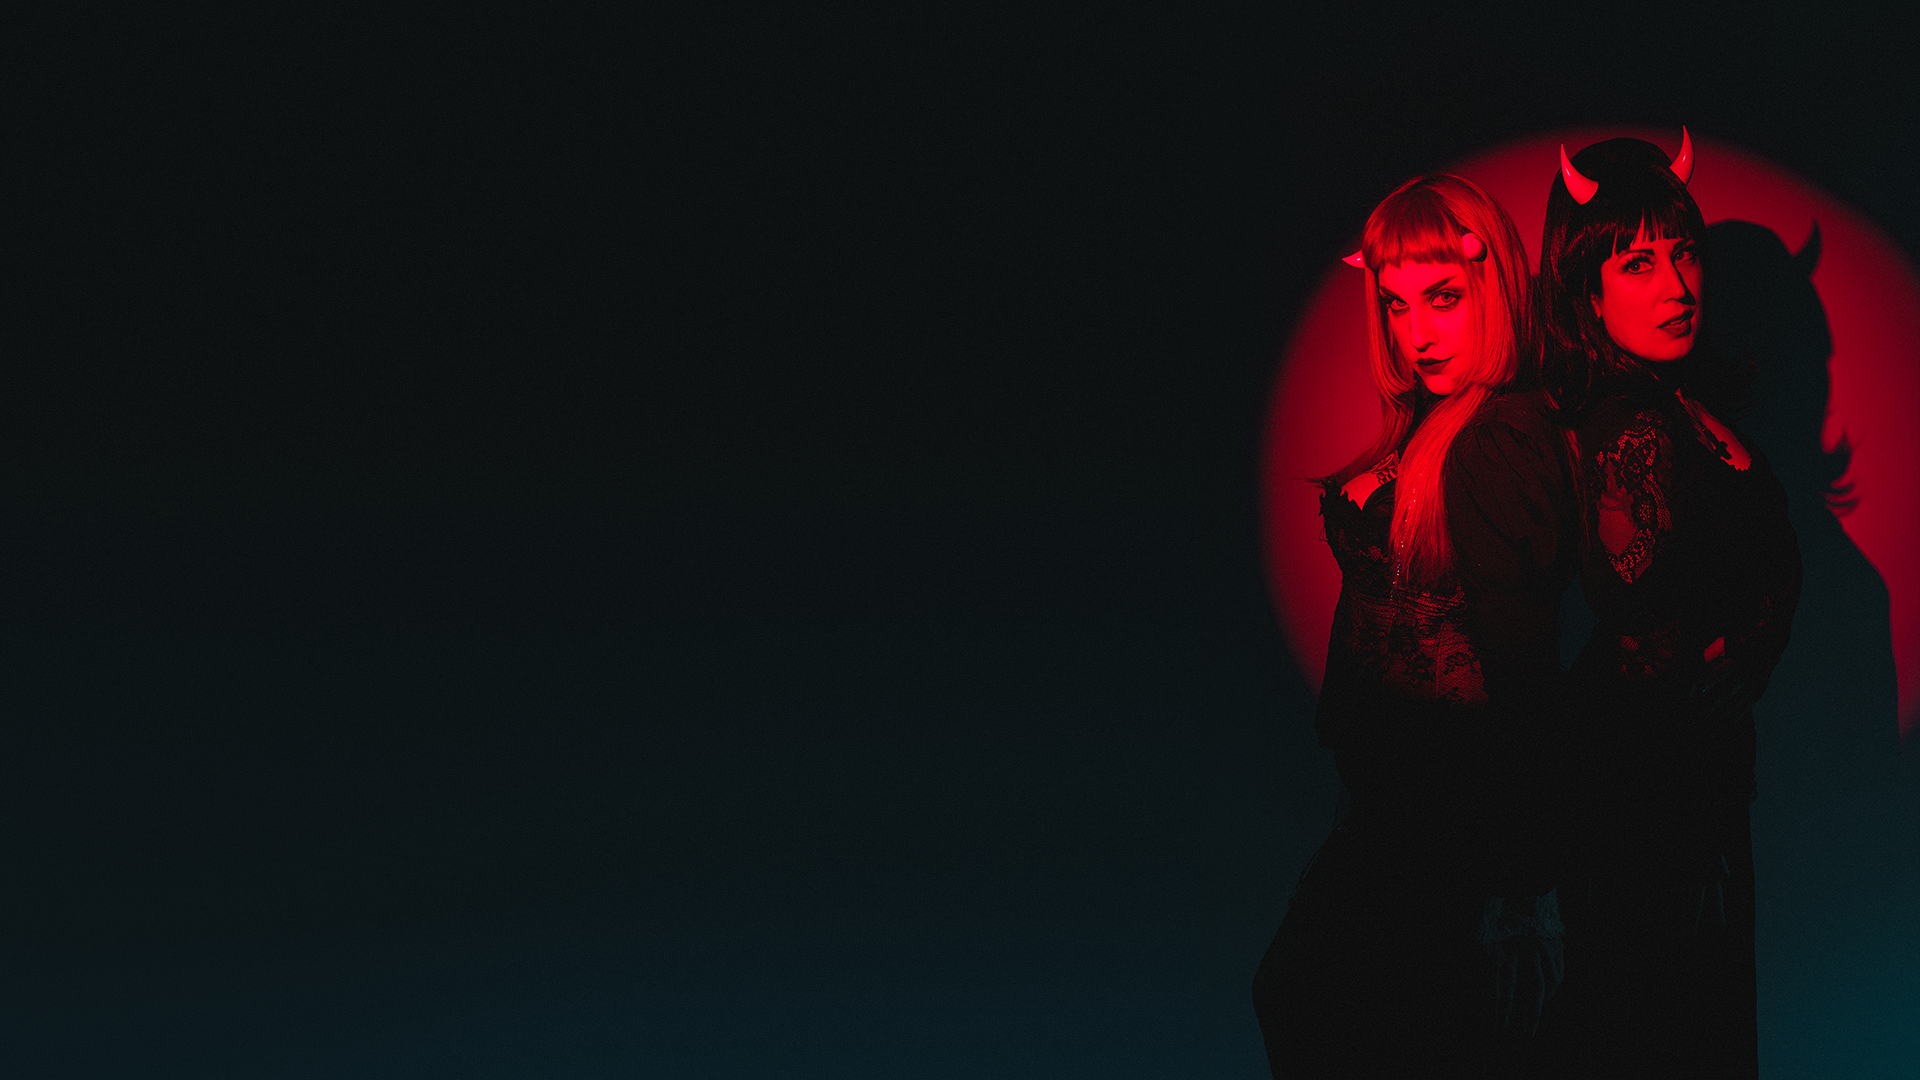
[1656,853,1731,936]
[1692,649,1758,725]
[1479,892,1566,1040]
[1488,932,1564,1039]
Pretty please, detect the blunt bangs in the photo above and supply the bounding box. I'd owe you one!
[1600,198,1704,258]
[1363,187,1464,269]
[1563,140,1708,287]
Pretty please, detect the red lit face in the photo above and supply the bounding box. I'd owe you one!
[1592,230,1703,363]
[1377,262,1472,395]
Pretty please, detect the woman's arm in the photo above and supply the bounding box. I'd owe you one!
[1447,410,1577,711]
[1696,432,1804,722]
[1445,406,1580,897]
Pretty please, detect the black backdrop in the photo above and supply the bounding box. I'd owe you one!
[5,4,1916,1076]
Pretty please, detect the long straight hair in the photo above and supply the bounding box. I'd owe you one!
[1332,174,1534,587]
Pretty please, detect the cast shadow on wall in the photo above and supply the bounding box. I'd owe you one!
[1705,218,1917,1054]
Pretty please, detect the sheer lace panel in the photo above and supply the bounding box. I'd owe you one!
[1595,410,1673,583]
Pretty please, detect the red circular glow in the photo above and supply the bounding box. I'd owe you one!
[1262,129,1920,738]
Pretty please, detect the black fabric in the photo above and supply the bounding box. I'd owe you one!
[1253,389,1580,1077]
[1548,387,1801,1079]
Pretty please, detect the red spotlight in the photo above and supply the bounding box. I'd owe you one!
[1263,129,1920,739]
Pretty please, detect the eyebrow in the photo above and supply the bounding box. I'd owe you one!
[1377,274,1458,302]
[1617,237,1693,255]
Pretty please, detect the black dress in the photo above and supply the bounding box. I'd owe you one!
[1252,390,1580,1078]
[1551,386,1801,1079]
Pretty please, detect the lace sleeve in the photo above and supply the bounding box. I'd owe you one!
[1594,410,1673,583]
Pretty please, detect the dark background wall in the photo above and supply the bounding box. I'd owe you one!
[4,4,1914,1076]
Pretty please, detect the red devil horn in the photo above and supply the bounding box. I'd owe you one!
[1460,232,1487,262]
[1342,251,1366,268]
[1670,126,1694,184]
[1560,145,1599,205]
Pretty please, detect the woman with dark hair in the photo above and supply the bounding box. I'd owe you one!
[1251,174,1579,1078]
[1538,133,1802,1078]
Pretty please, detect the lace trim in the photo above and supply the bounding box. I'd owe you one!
[1677,392,1752,472]
[1614,628,1681,683]
[1371,451,1399,486]
[1596,410,1671,583]
[1330,586,1488,706]
[1608,527,1658,582]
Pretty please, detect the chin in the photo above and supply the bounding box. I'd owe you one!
[1635,335,1697,364]
[1418,374,1457,396]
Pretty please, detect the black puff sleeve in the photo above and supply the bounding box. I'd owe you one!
[1445,399,1578,728]
[1441,394,1581,898]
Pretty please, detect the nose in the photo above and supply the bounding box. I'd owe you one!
[1407,305,1437,352]
[1656,253,1696,303]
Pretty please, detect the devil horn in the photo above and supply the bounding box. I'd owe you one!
[1460,232,1487,262]
[1560,145,1599,205]
[1670,126,1695,184]
[1342,251,1366,268]
[1794,220,1822,277]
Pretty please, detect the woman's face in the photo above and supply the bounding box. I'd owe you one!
[1377,261,1471,396]
[1592,229,1702,363]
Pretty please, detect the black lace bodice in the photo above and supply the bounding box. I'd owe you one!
[1574,391,1801,722]
[1319,464,1487,718]
[1317,391,1579,751]
[1313,391,1581,896]
[1570,389,1802,867]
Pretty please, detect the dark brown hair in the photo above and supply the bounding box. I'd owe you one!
[1538,137,1722,420]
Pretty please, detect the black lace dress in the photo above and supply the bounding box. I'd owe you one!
[1252,390,1579,1078]
[1550,387,1801,1079]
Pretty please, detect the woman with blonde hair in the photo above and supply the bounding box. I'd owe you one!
[1252,174,1579,1077]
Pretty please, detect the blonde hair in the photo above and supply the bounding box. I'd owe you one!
[1339,174,1534,586]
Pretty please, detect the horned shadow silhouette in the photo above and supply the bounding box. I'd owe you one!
[1704,219,1920,1063]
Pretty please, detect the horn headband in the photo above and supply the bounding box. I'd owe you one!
[1341,231,1487,268]
[1559,127,1695,205]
